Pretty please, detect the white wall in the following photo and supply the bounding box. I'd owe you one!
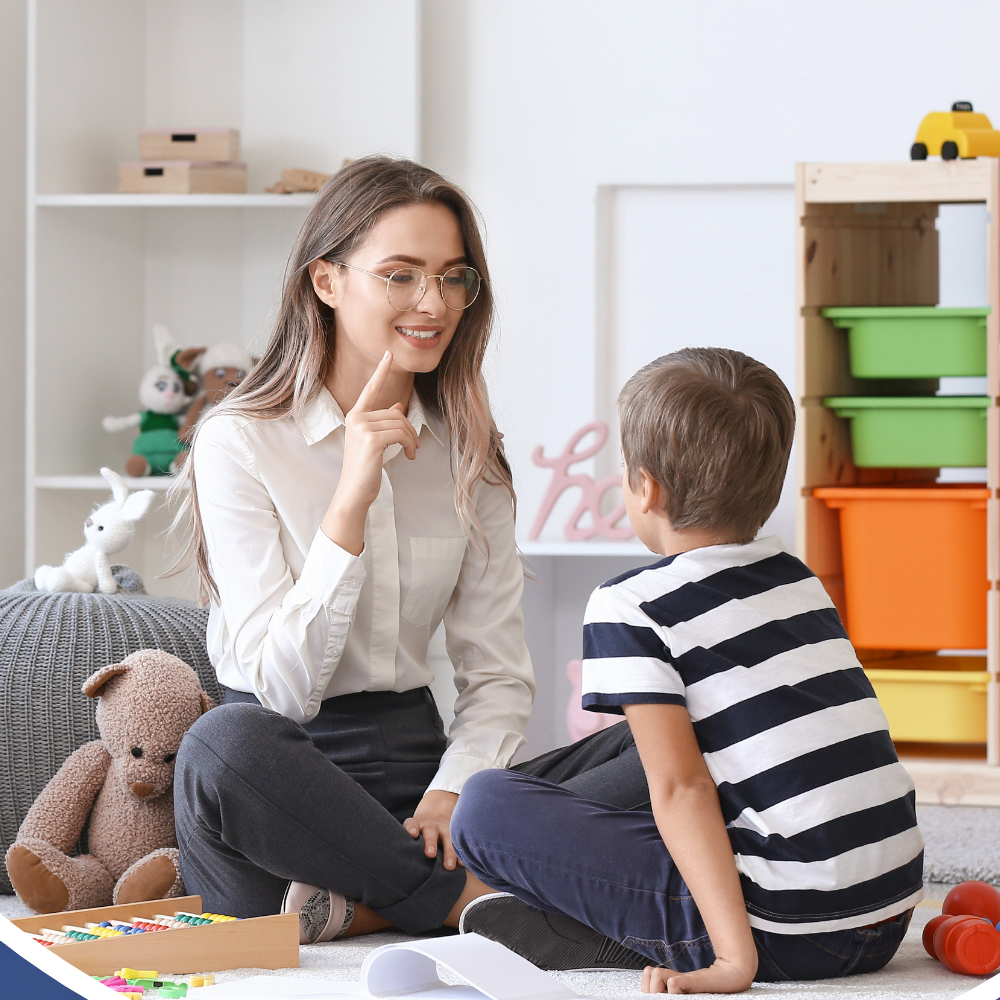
[421,0,1000,544]
[0,0,26,587]
[420,0,1000,752]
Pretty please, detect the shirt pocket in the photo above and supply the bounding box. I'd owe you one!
[401,536,468,627]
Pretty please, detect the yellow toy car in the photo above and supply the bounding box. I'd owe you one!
[911,101,1000,160]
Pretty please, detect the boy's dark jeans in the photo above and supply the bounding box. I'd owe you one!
[451,768,911,981]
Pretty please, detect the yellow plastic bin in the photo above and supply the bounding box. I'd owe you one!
[863,655,988,743]
[814,485,989,649]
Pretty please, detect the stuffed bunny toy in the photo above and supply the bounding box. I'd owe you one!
[5,650,214,913]
[34,468,154,594]
[103,325,206,477]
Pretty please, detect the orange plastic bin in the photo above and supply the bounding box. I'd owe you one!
[813,485,989,650]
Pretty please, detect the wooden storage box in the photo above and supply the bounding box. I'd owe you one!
[11,895,298,976]
[864,655,989,744]
[119,161,248,194]
[139,128,240,162]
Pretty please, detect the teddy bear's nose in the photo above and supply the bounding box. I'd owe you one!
[85,518,93,527]
[131,782,154,798]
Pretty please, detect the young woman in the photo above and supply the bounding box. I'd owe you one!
[172,157,648,947]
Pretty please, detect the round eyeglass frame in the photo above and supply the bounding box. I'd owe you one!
[335,261,482,312]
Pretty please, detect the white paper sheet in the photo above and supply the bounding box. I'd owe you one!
[195,934,582,1000]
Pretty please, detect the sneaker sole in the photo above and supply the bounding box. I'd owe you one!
[460,893,648,971]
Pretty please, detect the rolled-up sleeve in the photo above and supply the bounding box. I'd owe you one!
[194,417,365,723]
[430,481,536,794]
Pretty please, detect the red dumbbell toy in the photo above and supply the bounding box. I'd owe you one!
[923,914,950,958]
[932,915,1000,975]
[922,882,1000,976]
[943,881,1000,926]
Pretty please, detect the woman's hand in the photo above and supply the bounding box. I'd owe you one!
[642,958,756,994]
[322,351,420,555]
[404,790,461,870]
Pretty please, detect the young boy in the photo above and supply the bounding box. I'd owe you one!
[450,348,923,993]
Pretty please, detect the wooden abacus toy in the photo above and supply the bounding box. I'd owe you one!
[11,895,298,976]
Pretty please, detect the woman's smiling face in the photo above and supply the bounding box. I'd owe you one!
[312,201,467,375]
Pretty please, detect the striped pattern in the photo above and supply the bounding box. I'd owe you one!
[580,536,923,933]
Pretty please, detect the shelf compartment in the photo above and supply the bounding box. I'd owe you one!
[863,654,989,743]
[815,485,989,649]
[823,306,989,378]
[822,396,989,467]
[36,193,315,207]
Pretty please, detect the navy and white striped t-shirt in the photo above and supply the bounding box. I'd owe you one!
[581,535,923,934]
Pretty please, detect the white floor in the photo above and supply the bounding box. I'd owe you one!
[0,887,985,998]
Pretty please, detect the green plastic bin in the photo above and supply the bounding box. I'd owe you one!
[823,396,989,467]
[822,306,989,378]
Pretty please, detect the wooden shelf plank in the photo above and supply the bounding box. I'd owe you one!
[902,757,1000,805]
[35,475,177,491]
[518,540,652,557]
[803,161,991,204]
[36,193,316,208]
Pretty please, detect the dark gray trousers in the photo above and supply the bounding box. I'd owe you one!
[174,689,645,935]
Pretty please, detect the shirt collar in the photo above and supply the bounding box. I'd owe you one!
[293,385,445,447]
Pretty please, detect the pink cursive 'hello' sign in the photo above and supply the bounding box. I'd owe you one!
[529,422,635,541]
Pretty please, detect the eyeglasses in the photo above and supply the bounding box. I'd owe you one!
[337,262,482,311]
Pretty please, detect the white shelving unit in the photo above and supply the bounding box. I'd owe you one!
[23,0,419,598]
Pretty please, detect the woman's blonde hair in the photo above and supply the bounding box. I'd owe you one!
[170,155,514,603]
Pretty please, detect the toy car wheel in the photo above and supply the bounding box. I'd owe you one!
[911,142,928,160]
[941,141,959,160]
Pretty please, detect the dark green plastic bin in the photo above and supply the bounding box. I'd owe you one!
[823,396,989,467]
[822,307,989,378]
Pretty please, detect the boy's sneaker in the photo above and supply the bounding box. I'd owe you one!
[459,892,649,971]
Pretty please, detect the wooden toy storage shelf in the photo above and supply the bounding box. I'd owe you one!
[795,161,1000,766]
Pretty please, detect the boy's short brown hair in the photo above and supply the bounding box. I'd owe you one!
[618,347,794,544]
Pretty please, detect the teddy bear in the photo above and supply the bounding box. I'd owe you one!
[103,325,206,477]
[4,650,214,914]
[177,341,253,446]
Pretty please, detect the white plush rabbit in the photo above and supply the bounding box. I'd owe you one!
[103,325,204,477]
[34,468,155,594]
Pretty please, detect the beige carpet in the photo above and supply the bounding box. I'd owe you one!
[0,887,986,998]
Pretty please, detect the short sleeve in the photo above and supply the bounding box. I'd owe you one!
[580,583,686,714]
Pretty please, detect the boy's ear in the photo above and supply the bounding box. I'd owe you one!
[638,468,661,514]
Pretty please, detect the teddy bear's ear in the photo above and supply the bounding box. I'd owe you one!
[175,347,206,371]
[82,662,129,699]
[199,691,215,715]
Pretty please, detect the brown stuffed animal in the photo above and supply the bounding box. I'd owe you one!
[176,342,253,453]
[5,650,214,913]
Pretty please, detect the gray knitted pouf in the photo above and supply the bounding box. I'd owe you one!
[0,566,220,893]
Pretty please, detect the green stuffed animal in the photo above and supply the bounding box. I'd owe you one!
[103,325,205,477]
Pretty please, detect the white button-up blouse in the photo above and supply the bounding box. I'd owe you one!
[192,386,535,794]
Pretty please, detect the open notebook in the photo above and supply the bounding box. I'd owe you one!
[196,933,583,1000]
